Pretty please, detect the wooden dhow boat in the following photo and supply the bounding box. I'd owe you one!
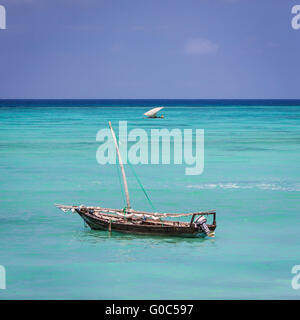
[56,122,216,237]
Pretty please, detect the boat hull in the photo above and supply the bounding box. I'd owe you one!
[77,210,216,238]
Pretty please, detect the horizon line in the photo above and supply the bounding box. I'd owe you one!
[1,98,300,101]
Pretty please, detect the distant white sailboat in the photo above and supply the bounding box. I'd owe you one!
[144,107,164,118]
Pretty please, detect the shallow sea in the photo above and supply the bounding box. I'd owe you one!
[0,100,300,299]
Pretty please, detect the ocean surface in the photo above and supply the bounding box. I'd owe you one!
[0,99,300,299]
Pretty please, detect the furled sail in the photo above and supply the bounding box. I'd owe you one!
[55,204,215,218]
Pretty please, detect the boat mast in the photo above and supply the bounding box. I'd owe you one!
[109,121,131,211]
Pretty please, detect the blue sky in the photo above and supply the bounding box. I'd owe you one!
[0,0,300,99]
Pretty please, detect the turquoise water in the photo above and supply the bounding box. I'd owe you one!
[0,100,300,299]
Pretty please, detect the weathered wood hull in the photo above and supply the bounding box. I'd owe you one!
[76,209,216,238]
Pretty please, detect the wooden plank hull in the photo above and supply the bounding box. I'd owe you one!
[77,210,216,238]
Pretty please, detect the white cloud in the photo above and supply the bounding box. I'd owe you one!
[184,38,218,55]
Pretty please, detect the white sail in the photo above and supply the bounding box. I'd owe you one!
[144,107,164,117]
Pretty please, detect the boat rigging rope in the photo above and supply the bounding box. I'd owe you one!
[114,130,157,213]
[127,160,157,212]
